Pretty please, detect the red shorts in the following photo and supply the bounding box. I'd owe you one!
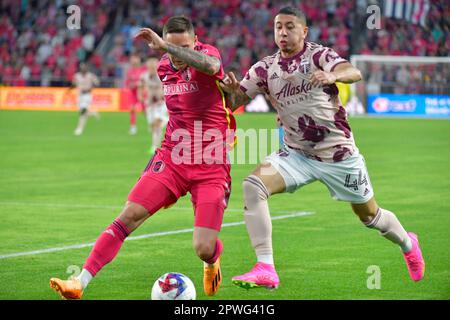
[128,148,231,231]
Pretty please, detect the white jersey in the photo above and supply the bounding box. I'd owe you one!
[240,42,356,163]
[73,72,99,93]
[139,71,164,107]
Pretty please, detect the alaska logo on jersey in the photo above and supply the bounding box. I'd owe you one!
[275,80,313,99]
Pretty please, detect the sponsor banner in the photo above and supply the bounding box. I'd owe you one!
[367,94,450,117]
[0,87,122,112]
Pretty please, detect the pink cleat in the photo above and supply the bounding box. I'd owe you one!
[232,262,280,290]
[403,232,425,282]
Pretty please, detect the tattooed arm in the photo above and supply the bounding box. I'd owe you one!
[165,43,221,75]
[226,88,251,111]
[220,72,251,111]
[134,27,221,75]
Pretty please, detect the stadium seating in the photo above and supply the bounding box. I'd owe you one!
[0,0,447,87]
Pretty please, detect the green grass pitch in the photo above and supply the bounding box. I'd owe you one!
[0,110,449,300]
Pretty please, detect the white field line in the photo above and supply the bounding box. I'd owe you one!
[0,201,302,214]
[0,211,314,260]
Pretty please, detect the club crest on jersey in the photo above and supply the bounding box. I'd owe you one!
[181,68,192,81]
[299,59,311,74]
[152,160,165,173]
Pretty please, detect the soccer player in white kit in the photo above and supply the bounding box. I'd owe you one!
[73,62,100,136]
[221,7,425,289]
[138,57,168,154]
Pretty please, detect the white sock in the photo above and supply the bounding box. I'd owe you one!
[243,175,274,263]
[75,113,88,133]
[257,254,274,265]
[365,208,413,253]
[77,269,93,289]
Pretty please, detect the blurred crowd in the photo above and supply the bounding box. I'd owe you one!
[0,0,116,86]
[0,0,448,91]
[361,8,448,57]
[113,0,356,81]
[364,62,449,95]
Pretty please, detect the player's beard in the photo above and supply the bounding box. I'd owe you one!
[279,42,294,55]
[278,39,304,57]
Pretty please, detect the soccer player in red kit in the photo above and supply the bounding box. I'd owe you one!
[125,53,145,135]
[50,16,235,299]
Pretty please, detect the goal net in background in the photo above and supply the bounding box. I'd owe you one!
[348,55,450,117]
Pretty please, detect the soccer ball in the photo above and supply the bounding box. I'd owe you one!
[151,272,196,300]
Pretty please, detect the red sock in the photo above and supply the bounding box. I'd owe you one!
[83,219,130,276]
[204,238,223,265]
[130,109,136,125]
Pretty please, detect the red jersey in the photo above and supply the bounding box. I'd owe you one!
[158,41,235,164]
[125,66,145,90]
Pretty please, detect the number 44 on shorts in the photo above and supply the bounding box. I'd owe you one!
[344,170,368,191]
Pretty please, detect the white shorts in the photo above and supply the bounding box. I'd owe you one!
[265,145,374,204]
[78,93,92,111]
[146,102,169,125]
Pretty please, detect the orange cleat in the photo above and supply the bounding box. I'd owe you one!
[203,257,222,296]
[49,277,83,300]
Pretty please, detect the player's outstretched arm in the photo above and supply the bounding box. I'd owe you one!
[165,44,220,76]
[135,28,220,76]
[220,71,251,111]
[310,62,362,87]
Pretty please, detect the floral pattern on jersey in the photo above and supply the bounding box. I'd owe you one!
[334,106,352,138]
[290,114,330,143]
[254,66,269,93]
[323,84,339,100]
[333,145,352,162]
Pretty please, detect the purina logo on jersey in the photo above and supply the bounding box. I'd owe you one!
[164,82,199,95]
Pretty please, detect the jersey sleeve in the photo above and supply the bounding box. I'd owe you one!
[239,61,269,99]
[157,55,169,82]
[314,47,348,73]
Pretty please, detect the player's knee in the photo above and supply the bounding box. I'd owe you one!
[80,108,88,115]
[193,240,215,261]
[352,205,378,224]
[243,175,270,201]
[118,202,149,231]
